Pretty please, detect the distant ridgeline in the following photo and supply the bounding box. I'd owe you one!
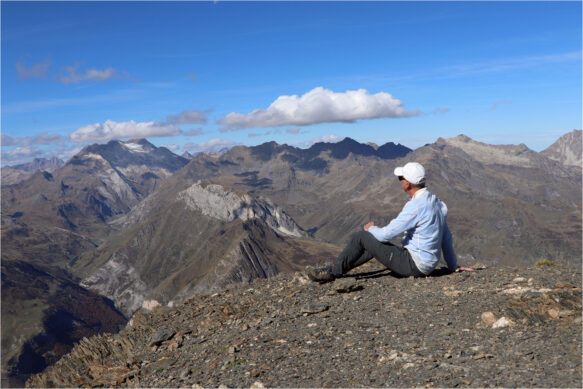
[1,131,582,386]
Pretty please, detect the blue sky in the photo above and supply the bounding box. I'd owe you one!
[1,1,581,165]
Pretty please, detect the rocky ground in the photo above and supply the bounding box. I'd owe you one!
[27,262,582,388]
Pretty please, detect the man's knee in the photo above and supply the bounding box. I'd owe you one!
[353,229,370,239]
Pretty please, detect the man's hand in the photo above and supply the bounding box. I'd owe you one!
[455,266,474,272]
[364,221,375,231]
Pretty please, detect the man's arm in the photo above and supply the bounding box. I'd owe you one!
[366,202,418,243]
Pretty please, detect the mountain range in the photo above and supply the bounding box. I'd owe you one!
[1,130,581,386]
[1,157,64,187]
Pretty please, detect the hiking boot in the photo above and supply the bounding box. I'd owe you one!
[305,263,336,283]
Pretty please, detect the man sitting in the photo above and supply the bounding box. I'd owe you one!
[306,162,473,282]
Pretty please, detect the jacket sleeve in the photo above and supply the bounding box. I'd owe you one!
[368,201,419,243]
[442,223,457,271]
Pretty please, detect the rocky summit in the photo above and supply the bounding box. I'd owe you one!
[28,262,582,388]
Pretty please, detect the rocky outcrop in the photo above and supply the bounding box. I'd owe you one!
[27,263,581,388]
[74,183,329,318]
[177,182,306,237]
[541,129,582,168]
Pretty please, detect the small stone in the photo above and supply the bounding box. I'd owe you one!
[251,380,265,388]
[492,317,513,328]
[334,277,360,293]
[547,308,560,319]
[301,303,329,314]
[513,277,527,283]
[228,346,237,355]
[558,310,574,317]
[168,340,179,351]
[251,369,262,377]
[180,369,191,378]
[481,311,497,326]
[149,328,175,347]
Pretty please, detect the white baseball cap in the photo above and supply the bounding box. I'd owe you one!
[394,162,426,185]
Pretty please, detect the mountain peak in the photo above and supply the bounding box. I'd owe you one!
[439,134,537,167]
[541,129,582,168]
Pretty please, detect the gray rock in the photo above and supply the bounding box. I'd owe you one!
[149,328,176,347]
[334,277,360,293]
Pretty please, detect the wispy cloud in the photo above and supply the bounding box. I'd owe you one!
[248,130,272,137]
[1,132,68,147]
[3,88,144,114]
[161,144,180,152]
[185,73,199,82]
[1,146,43,165]
[218,87,420,131]
[183,138,238,154]
[15,60,51,80]
[70,120,181,143]
[488,100,512,111]
[184,128,204,136]
[443,51,581,78]
[296,134,344,148]
[429,107,450,115]
[59,64,123,84]
[166,109,210,124]
[286,128,300,134]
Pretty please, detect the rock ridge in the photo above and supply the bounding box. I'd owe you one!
[27,263,582,388]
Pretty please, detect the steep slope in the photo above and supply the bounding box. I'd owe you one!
[1,260,126,388]
[73,182,340,317]
[541,129,582,168]
[27,263,582,388]
[0,139,188,386]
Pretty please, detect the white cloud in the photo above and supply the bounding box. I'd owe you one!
[167,110,209,124]
[57,145,83,162]
[70,120,181,143]
[183,138,237,154]
[15,60,51,80]
[297,134,344,148]
[161,144,180,152]
[1,146,43,165]
[60,64,121,84]
[218,86,420,131]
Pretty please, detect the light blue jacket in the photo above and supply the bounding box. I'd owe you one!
[367,188,457,275]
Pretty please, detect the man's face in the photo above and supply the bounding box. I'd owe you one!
[398,176,409,192]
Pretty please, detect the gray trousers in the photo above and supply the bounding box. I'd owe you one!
[331,230,424,277]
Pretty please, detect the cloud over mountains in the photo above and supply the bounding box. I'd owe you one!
[218,87,420,131]
[70,120,181,143]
